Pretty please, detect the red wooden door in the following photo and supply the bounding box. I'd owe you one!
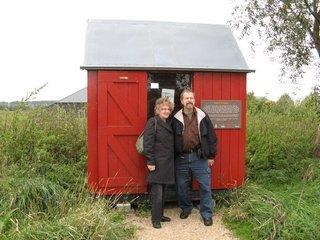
[97,71,148,194]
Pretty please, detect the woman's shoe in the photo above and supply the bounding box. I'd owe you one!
[161,216,171,222]
[179,211,190,219]
[152,221,161,229]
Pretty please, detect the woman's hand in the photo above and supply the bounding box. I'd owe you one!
[208,159,214,167]
[147,165,156,171]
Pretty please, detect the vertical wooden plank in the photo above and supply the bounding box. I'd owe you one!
[193,72,203,106]
[202,72,215,189]
[97,71,109,188]
[220,72,231,188]
[238,73,247,186]
[139,72,148,191]
[87,70,98,191]
[127,75,138,180]
[97,71,108,126]
[211,72,223,189]
[202,72,213,99]
[138,72,148,122]
[229,73,240,188]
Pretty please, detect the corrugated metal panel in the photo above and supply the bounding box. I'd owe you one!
[81,20,254,72]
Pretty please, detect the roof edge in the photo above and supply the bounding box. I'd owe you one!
[80,66,255,73]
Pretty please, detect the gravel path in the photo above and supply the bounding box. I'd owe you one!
[126,203,237,240]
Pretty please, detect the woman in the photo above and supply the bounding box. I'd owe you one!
[143,97,175,229]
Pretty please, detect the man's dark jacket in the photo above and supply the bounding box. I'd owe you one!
[172,107,217,159]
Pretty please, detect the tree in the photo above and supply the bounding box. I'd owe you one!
[231,0,320,157]
[276,93,295,112]
[231,0,320,81]
[277,93,294,105]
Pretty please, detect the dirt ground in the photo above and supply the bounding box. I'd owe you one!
[126,203,237,240]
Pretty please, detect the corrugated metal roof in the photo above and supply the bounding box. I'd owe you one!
[81,20,254,72]
[59,87,87,103]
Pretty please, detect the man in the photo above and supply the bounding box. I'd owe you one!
[172,88,217,226]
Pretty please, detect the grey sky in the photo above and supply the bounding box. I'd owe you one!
[0,0,317,102]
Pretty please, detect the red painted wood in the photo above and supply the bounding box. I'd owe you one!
[211,72,223,189]
[193,72,246,190]
[229,73,240,188]
[87,71,98,192]
[88,70,246,195]
[238,73,247,186]
[220,73,231,188]
[96,71,147,194]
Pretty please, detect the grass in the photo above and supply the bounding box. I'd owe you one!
[219,176,320,240]
[223,220,255,240]
[10,201,135,240]
[1,91,320,239]
[218,92,320,240]
[0,174,136,239]
[0,106,136,239]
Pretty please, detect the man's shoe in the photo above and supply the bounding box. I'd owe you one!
[161,216,171,222]
[179,211,190,219]
[152,221,161,229]
[203,217,213,226]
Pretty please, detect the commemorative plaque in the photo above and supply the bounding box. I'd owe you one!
[201,100,241,129]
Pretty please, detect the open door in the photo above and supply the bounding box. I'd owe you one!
[147,72,192,117]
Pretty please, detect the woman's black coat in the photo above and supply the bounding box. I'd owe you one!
[143,116,175,184]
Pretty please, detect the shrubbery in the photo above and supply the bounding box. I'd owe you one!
[221,179,320,239]
[0,105,135,239]
[220,91,320,240]
[0,106,86,166]
[1,91,319,239]
[246,92,319,183]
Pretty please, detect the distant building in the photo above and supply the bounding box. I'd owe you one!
[56,87,87,117]
[59,87,87,103]
[0,102,9,109]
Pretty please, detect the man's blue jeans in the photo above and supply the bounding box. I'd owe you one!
[175,152,213,219]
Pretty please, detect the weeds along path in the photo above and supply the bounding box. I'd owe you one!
[126,203,237,240]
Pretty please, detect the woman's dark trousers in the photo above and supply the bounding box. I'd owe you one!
[150,183,166,223]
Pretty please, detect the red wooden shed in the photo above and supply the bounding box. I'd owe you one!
[81,20,254,196]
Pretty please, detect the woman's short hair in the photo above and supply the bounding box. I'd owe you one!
[154,97,174,115]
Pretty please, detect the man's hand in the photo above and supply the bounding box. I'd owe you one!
[208,159,214,167]
[147,165,156,171]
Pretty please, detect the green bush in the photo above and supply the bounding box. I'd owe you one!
[220,92,320,240]
[0,177,65,216]
[246,93,319,183]
[0,106,86,166]
[0,106,136,239]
